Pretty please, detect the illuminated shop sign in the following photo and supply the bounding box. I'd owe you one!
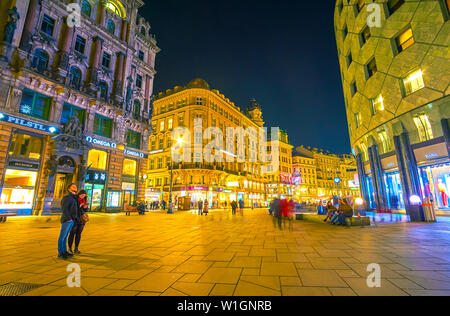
[0,112,59,134]
[124,148,147,158]
[425,153,439,160]
[149,150,163,155]
[187,186,209,191]
[85,171,107,184]
[85,136,117,149]
[8,161,40,170]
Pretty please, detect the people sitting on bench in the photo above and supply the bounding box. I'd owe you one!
[323,201,337,222]
[330,198,354,226]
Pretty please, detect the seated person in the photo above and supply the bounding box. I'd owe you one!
[331,199,354,225]
[324,201,337,222]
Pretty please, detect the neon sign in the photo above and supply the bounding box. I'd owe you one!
[85,136,117,149]
[0,112,60,134]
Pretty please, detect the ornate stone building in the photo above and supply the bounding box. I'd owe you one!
[147,79,267,209]
[0,0,159,215]
[335,0,449,218]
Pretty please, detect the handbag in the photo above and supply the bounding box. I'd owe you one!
[81,213,89,224]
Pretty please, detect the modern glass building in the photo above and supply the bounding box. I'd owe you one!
[334,0,450,219]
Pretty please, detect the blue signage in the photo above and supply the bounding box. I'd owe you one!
[85,136,117,149]
[85,171,108,184]
[334,177,341,184]
[0,112,60,134]
[124,148,147,158]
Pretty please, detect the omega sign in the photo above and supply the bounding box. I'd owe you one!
[124,149,145,158]
[85,136,117,148]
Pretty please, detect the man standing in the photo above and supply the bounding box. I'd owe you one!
[58,183,78,259]
[238,199,244,216]
[231,200,237,216]
[198,199,203,216]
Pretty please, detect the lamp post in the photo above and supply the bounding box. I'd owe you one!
[168,137,184,214]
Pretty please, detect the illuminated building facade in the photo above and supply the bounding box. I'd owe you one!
[0,0,159,215]
[335,0,450,216]
[292,154,317,202]
[266,130,294,201]
[295,146,360,200]
[147,79,267,209]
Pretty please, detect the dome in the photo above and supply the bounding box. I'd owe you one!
[247,98,261,111]
[186,78,210,89]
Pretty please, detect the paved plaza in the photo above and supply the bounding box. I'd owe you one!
[1,209,450,296]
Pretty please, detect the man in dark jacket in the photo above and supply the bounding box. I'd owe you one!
[58,183,78,259]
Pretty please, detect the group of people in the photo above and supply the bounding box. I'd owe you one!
[148,200,164,210]
[230,199,245,215]
[58,183,88,260]
[269,198,295,230]
[197,199,209,216]
[318,197,355,226]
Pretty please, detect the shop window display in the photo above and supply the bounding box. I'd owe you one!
[420,164,450,210]
[0,170,37,214]
[9,133,42,160]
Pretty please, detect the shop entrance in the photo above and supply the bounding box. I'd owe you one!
[384,172,405,210]
[85,183,105,212]
[52,173,74,209]
[122,182,136,207]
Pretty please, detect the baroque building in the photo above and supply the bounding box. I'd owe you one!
[0,0,159,215]
[334,0,449,219]
[147,79,268,209]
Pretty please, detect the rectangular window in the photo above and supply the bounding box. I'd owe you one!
[388,0,405,15]
[403,69,425,95]
[196,97,203,105]
[138,50,145,61]
[151,140,156,151]
[127,130,141,149]
[168,118,173,130]
[102,52,111,68]
[9,133,43,160]
[74,36,86,54]
[41,15,55,36]
[88,149,108,170]
[396,28,415,53]
[157,158,163,169]
[413,113,434,142]
[159,138,164,149]
[61,103,86,129]
[136,75,143,89]
[0,170,38,211]
[361,26,371,45]
[178,115,184,127]
[160,120,165,132]
[19,89,52,121]
[150,159,154,170]
[123,159,137,176]
[366,58,377,78]
[370,95,384,115]
[93,114,113,138]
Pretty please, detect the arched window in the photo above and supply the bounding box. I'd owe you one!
[32,49,49,72]
[70,67,83,89]
[133,100,141,119]
[105,1,126,19]
[99,81,109,100]
[82,0,92,17]
[107,20,116,35]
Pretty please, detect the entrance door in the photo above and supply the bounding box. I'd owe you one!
[52,173,74,209]
[123,190,135,207]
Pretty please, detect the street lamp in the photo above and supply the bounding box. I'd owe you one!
[168,137,184,214]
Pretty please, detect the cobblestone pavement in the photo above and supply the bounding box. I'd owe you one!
[1,209,450,296]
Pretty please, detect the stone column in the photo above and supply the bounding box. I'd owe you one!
[53,17,74,75]
[86,101,98,135]
[121,19,128,42]
[356,153,369,209]
[369,144,387,210]
[394,129,424,221]
[368,146,383,210]
[98,0,106,25]
[113,52,125,101]
[442,119,450,158]
[87,36,103,86]
[19,0,39,53]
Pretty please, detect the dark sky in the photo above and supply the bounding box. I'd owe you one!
[142,0,351,154]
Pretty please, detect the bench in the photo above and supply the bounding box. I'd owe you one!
[295,213,371,227]
[123,204,140,216]
[0,213,17,223]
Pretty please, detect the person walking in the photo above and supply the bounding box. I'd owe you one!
[231,200,237,215]
[238,199,244,215]
[198,199,204,215]
[58,184,78,259]
[203,199,209,216]
[270,198,280,228]
[68,190,88,255]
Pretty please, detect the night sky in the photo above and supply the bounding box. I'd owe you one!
[142,0,351,154]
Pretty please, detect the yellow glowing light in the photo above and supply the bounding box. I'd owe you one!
[105,1,126,19]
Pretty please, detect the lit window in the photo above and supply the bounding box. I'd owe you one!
[378,130,392,153]
[354,113,361,128]
[88,149,108,170]
[105,1,125,18]
[9,133,42,160]
[413,113,434,142]
[371,95,384,115]
[0,170,37,211]
[168,118,173,130]
[396,28,415,53]
[160,120,165,132]
[403,69,425,95]
[123,159,137,176]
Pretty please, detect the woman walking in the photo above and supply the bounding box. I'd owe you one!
[203,199,209,216]
[68,190,89,255]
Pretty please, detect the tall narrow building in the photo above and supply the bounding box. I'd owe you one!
[0,0,159,215]
[334,0,449,219]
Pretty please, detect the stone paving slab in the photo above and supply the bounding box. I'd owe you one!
[1,209,450,296]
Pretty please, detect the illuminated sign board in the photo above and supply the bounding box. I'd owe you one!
[425,153,439,160]
[85,136,117,149]
[0,112,60,134]
[334,177,341,184]
[85,171,107,184]
[124,148,147,158]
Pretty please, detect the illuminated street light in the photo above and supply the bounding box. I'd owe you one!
[355,197,364,206]
[409,195,422,205]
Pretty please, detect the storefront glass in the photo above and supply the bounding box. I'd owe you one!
[384,172,405,210]
[123,159,137,176]
[9,133,42,160]
[122,182,136,206]
[0,169,37,214]
[420,164,450,210]
[87,149,108,170]
[366,177,376,209]
[107,190,121,208]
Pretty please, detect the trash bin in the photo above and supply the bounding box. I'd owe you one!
[422,196,437,223]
